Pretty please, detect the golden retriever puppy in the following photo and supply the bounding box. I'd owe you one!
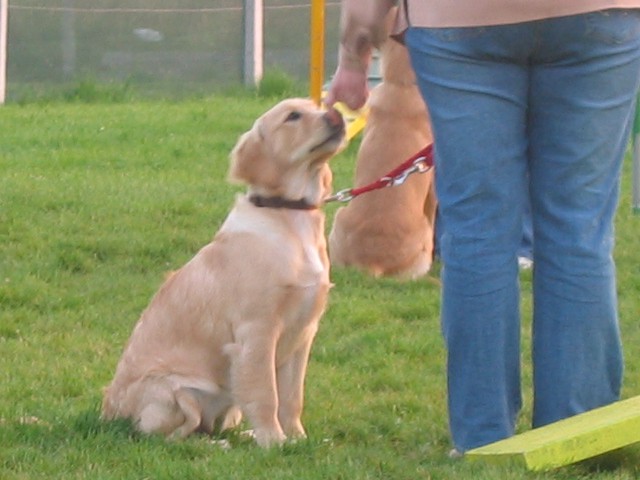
[102,99,346,448]
[329,17,437,280]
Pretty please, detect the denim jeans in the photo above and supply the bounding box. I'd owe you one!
[406,10,640,452]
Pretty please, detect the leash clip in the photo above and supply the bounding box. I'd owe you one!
[412,156,433,174]
[324,188,354,203]
[386,156,433,187]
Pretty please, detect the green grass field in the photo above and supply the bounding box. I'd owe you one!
[1,95,639,479]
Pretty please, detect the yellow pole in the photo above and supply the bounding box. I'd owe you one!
[309,0,324,105]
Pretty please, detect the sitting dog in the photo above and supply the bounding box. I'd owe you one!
[329,17,437,280]
[102,99,346,448]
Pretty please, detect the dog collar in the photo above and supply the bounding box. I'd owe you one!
[248,194,318,210]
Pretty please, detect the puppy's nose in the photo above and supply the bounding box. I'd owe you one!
[323,107,345,130]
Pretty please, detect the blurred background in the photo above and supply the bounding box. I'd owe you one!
[4,0,341,101]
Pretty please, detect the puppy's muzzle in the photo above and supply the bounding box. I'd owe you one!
[324,107,345,132]
[310,108,346,152]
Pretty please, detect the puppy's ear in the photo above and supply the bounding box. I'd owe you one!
[228,128,260,185]
[228,124,279,189]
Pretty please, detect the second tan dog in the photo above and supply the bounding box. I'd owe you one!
[329,27,437,280]
[102,99,346,448]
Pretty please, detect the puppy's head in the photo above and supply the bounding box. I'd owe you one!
[229,99,346,193]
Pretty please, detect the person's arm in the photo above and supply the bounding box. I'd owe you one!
[325,0,395,110]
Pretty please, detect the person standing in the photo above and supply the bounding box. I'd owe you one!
[326,1,640,455]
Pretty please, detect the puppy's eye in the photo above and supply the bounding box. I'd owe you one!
[285,111,302,122]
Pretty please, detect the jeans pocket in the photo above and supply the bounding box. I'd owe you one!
[585,9,640,44]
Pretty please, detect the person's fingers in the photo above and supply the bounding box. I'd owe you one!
[339,83,368,111]
[324,89,337,108]
[325,67,369,110]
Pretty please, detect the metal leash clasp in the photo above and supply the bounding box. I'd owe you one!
[324,188,354,203]
[412,156,432,174]
[387,156,433,187]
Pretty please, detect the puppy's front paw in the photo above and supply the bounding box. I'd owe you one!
[282,420,306,440]
[254,428,286,448]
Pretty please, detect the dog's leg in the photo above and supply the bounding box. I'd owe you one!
[138,401,182,437]
[134,380,193,437]
[181,387,236,435]
[423,175,437,233]
[328,207,348,266]
[227,338,286,448]
[276,335,315,439]
[167,388,203,439]
[217,405,243,432]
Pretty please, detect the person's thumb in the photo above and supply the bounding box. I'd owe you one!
[324,89,336,108]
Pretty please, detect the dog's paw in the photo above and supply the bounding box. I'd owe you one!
[282,420,306,440]
[210,438,232,450]
[219,405,243,431]
[253,428,287,448]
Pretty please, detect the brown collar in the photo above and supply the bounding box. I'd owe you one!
[248,194,318,210]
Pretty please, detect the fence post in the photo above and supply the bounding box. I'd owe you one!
[0,0,7,104]
[309,0,324,105]
[62,0,76,80]
[243,0,263,87]
[633,91,640,214]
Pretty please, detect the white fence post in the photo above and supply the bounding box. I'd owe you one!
[0,0,8,104]
[243,0,263,87]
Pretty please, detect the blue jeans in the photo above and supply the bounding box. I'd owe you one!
[406,10,640,452]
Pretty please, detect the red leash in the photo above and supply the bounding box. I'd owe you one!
[325,144,434,203]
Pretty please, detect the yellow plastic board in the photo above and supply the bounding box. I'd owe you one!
[333,101,368,141]
[466,396,640,471]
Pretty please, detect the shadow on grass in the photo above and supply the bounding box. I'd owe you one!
[576,446,640,476]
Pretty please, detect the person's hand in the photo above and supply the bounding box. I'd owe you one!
[325,63,369,111]
[326,0,394,110]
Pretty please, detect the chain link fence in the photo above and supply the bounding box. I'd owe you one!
[5,0,340,100]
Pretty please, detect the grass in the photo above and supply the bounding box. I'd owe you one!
[0,95,639,479]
